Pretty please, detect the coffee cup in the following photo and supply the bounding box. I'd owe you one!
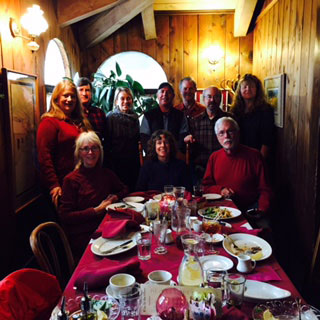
[148,270,172,285]
[165,229,174,244]
[193,220,202,232]
[109,273,136,296]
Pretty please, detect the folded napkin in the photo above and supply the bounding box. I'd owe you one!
[107,207,145,224]
[221,225,262,236]
[74,257,141,290]
[99,219,140,239]
[221,306,249,320]
[246,265,281,281]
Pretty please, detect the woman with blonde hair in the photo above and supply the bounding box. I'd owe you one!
[59,131,128,260]
[37,79,91,206]
[105,87,140,191]
[230,74,275,158]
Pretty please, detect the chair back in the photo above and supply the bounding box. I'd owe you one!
[30,221,75,289]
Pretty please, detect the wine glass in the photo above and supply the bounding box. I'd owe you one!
[153,219,168,254]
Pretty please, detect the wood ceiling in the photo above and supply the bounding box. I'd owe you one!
[56,0,261,49]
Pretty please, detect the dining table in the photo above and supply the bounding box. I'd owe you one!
[52,191,304,319]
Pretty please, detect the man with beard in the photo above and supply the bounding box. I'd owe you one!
[202,117,272,215]
[184,86,227,182]
[140,82,189,153]
[175,77,205,120]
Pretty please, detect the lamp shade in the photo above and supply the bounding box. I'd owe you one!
[20,5,48,37]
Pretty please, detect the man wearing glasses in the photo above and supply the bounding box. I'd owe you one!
[202,117,273,217]
[184,86,227,182]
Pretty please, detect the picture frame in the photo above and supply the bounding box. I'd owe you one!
[1,68,40,213]
[264,73,286,128]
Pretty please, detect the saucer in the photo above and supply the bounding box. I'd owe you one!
[106,285,120,299]
[145,280,177,286]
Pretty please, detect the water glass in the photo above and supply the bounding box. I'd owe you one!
[164,185,174,195]
[193,185,203,197]
[145,200,159,225]
[206,270,226,289]
[153,219,168,254]
[224,273,246,308]
[119,284,141,320]
[136,232,152,260]
[173,186,185,204]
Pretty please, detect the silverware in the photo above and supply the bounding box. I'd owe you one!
[100,239,133,254]
[224,234,244,252]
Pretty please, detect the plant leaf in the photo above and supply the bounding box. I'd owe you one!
[99,86,108,103]
[115,62,122,77]
[116,80,129,88]
[132,81,145,95]
[126,74,134,86]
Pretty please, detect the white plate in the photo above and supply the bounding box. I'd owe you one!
[107,202,144,212]
[203,193,222,200]
[223,233,272,261]
[123,196,144,203]
[199,255,234,271]
[153,194,162,201]
[244,280,291,302]
[198,206,241,220]
[91,232,137,256]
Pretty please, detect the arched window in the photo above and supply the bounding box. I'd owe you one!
[44,39,71,110]
[97,51,167,90]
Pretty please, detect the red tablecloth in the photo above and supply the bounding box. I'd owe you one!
[59,198,303,318]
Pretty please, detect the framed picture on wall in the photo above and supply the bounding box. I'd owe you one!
[264,73,286,128]
[1,68,40,213]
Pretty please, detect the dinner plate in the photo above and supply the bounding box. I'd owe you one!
[91,232,137,256]
[203,193,222,200]
[199,255,234,272]
[107,202,144,212]
[153,194,162,201]
[223,233,272,261]
[123,196,144,203]
[198,206,241,220]
[244,280,291,302]
[252,300,320,320]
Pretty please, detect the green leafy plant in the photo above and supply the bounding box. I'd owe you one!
[91,62,158,117]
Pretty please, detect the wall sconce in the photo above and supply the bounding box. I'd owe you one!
[204,45,224,71]
[9,5,48,52]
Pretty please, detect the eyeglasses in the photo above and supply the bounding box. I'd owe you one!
[79,146,100,153]
[217,130,236,137]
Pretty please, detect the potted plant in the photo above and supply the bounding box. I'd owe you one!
[91,62,158,117]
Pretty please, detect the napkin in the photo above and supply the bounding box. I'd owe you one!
[246,265,281,281]
[99,219,140,239]
[74,257,141,290]
[221,306,249,320]
[107,207,145,224]
[221,225,262,236]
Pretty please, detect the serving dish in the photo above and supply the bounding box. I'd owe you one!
[198,206,241,220]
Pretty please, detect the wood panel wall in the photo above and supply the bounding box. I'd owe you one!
[80,13,253,104]
[253,0,320,290]
[0,0,81,277]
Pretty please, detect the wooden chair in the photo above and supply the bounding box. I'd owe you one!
[30,221,75,289]
[138,141,144,166]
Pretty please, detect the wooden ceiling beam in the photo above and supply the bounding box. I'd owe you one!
[234,0,257,37]
[80,0,154,48]
[57,0,121,27]
[141,4,157,40]
[153,0,236,11]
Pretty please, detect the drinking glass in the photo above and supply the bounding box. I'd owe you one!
[193,185,203,197]
[201,218,222,254]
[224,273,246,308]
[136,232,152,260]
[173,186,186,203]
[164,185,174,195]
[153,219,168,254]
[145,200,159,225]
[119,284,141,320]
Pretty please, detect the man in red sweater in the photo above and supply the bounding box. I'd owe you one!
[202,117,273,215]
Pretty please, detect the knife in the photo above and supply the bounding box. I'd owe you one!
[100,239,133,254]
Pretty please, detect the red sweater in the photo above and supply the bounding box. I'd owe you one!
[59,165,128,259]
[37,117,81,190]
[202,145,272,212]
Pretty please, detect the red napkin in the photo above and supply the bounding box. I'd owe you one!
[74,257,141,290]
[246,265,281,281]
[221,306,249,320]
[220,225,262,236]
[99,220,140,239]
[106,208,145,225]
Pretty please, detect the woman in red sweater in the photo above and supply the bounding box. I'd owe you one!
[37,80,91,207]
[59,131,128,260]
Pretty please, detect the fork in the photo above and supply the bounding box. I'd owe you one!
[224,234,244,252]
